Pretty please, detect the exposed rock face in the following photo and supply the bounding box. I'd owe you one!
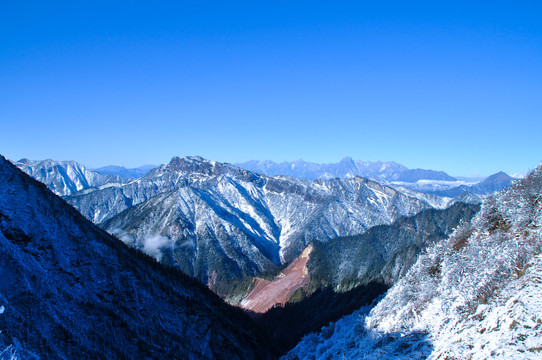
[240,245,313,313]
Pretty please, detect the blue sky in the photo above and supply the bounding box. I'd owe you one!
[1,1,541,176]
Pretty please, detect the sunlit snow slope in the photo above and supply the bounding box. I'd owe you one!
[13,158,128,196]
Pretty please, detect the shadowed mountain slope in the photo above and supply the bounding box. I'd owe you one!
[308,202,480,290]
[0,155,275,360]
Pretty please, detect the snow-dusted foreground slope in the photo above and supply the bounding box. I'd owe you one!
[286,165,542,359]
[0,155,275,359]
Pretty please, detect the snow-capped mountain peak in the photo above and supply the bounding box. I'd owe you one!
[13,158,129,196]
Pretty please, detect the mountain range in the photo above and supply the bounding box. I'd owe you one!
[236,157,439,182]
[10,156,516,294]
[2,152,535,359]
[91,164,157,179]
[0,155,275,359]
[237,157,517,198]
[13,156,516,201]
[66,156,433,290]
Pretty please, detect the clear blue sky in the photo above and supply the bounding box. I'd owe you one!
[1,1,541,176]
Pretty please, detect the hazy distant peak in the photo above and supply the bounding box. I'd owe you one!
[484,170,511,180]
[92,164,157,179]
[393,169,457,182]
[236,158,409,181]
[339,156,354,163]
[474,171,516,193]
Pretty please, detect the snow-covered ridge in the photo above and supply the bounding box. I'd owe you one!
[286,164,542,359]
[12,158,129,196]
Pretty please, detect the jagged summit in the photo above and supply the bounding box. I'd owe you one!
[133,156,259,184]
[163,155,247,177]
[166,155,219,173]
[18,157,75,164]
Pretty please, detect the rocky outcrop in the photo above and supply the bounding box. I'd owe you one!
[240,245,313,313]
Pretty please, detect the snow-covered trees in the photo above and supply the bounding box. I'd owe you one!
[286,164,542,359]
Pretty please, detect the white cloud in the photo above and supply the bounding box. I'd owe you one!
[142,234,170,261]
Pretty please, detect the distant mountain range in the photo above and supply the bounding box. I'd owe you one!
[237,157,517,198]
[237,157,457,182]
[237,157,410,181]
[0,155,275,359]
[12,157,516,199]
[91,164,157,179]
